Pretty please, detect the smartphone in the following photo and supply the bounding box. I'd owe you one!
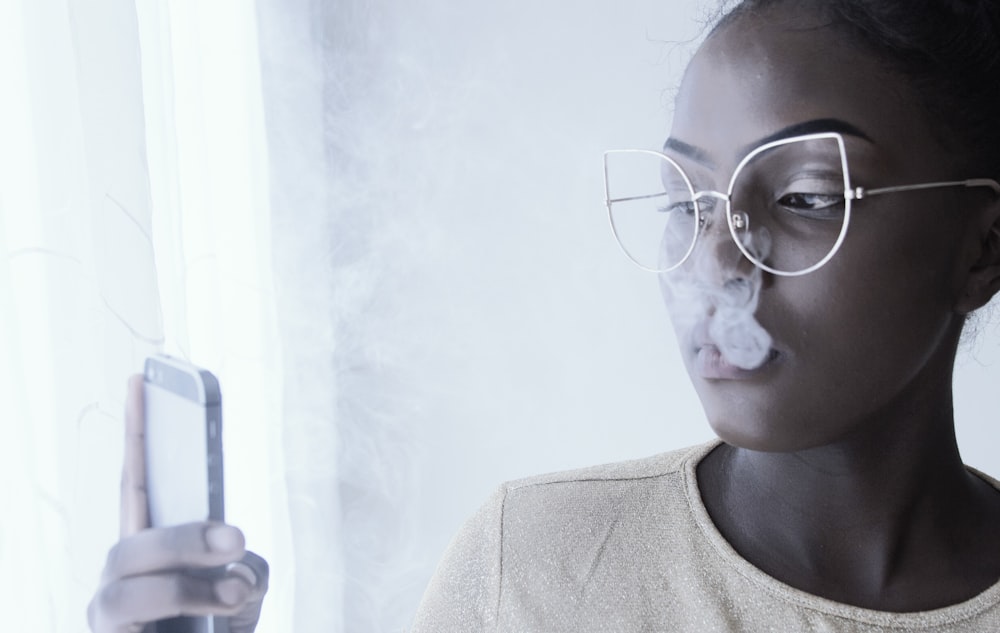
[143,354,227,633]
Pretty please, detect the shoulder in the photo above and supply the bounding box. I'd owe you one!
[493,441,718,568]
[504,441,707,489]
[411,441,719,632]
[496,440,714,513]
[487,441,719,625]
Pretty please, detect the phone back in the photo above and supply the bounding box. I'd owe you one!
[143,356,228,633]
[144,357,224,525]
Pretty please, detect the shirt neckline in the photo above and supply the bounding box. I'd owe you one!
[682,439,1000,627]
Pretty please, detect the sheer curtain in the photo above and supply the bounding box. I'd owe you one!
[0,0,296,630]
[0,0,444,628]
[0,0,166,629]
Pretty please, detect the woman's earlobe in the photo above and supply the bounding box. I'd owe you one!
[957,223,1000,314]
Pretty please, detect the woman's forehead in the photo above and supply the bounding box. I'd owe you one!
[668,11,929,164]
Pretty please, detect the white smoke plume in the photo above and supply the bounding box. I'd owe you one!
[660,218,772,370]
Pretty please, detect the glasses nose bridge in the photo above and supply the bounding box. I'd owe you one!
[693,189,729,203]
[692,189,739,234]
[687,188,757,280]
[693,190,730,226]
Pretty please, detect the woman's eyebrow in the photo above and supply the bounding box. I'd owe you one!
[740,118,874,156]
[663,118,874,168]
[661,138,716,168]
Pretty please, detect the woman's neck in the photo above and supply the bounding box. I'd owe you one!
[696,383,1000,611]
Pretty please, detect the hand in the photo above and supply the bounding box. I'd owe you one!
[88,375,268,633]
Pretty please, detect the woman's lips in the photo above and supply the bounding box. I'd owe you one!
[695,344,780,380]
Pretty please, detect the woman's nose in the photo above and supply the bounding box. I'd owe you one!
[687,206,757,286]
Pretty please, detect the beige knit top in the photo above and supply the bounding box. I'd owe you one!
[410,441,1000,632]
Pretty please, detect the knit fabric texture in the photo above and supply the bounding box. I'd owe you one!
[411,441,1000,632]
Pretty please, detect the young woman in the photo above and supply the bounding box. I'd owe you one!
[410,0,1000,629]
[89,0,1000,631]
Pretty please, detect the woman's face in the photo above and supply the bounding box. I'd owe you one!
[665,8,991,451]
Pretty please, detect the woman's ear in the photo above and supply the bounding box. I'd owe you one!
[957,215,1000,315]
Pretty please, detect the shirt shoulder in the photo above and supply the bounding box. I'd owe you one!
[410,441,718,633]
[502,440,709,491]
[497,440,714,526]
[492,442,717,628]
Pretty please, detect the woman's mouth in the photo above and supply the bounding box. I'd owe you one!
[695,344,781,380]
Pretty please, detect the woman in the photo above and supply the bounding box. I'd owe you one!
[89,0,1000,631]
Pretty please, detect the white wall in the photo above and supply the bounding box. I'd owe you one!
[388,0,716,552]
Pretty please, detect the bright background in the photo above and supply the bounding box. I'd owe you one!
[2,1,1000,632]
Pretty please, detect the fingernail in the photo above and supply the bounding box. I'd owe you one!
[205,525,243,552]
[215,577,249,606]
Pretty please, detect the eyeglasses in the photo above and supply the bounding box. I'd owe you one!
[603,132,1000,276]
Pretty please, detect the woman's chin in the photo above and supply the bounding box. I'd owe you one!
[696,388,826,453]
[705,412,849,454]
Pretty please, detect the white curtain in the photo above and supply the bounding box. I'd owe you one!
[0,0,296,630]
[0,0,438,629]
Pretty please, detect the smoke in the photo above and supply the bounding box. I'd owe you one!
[660,214,772,370]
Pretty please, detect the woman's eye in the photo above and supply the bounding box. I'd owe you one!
[776,192,844,219]
[657,200,697,216]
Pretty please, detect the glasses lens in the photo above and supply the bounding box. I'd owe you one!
[605,150,697,272]
[730,136,849,275]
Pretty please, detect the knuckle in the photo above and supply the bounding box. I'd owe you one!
[92,579,125,625]
[103,541,126,578]
[161,524,184,554]
[174,571,213,607]
[162,523,205,561]
[101,578,125,610]
[168,573,188,606]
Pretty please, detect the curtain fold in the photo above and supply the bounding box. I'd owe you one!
[254,1,345,630]
[1,0,161,630]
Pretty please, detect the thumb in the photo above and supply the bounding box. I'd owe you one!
[120,374,150,537]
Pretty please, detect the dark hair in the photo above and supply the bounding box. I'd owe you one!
[712,0,1000,176]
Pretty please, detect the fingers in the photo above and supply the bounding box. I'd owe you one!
[228,551,269,594]
[102,523,245,583]
[91,522,266,633]
[88,569,253,633]
[121,374,149,537]
[227,552,270,633]
[99,375,269,633]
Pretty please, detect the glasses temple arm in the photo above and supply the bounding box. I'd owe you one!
[605,192,669,204]
[848,179,1000,200]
